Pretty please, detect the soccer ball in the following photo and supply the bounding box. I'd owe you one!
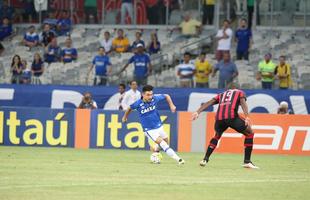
[150,152,163,164]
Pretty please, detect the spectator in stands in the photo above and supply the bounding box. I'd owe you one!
[84,0,98,23]
[174,12,202,39]
[0,17,13,41]
[215,20,233,62]
[43,12,58,29]
[275,56,292,90]
[212,52,238,89]
[277,101,294,114]
[0,42,4,55]
[23,25,39,49]
[147,32,161,55]
[176,52,196,88]
[57,10,71,36]
[195,52,212,88]
[21,60,32,84]
[121,80,141,110]
[78,92,98,109]
[61,38,78,63]
[44,38,61,63]
[235,18,252,61]
[100,31,112,54]
[112,29,130,53]
[202,0,215,25]
[0,0,14,21]
[121,0,134,24]
[131,31,145,50]
[118,83,126,110]
[10,55,23,84]
[120,44,152,85]
[31,53,44,84]
[256,53,276,90]
[40,23,56,47]
[88,47,112,86]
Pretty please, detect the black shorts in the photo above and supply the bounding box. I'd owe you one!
[215,117,247,134]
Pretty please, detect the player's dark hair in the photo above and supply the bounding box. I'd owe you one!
[184,52,191,57]
[142,85,154,93]
[279,55,286,60]
[119,83,126,89]
[130,80,137,85]
[223,19,230,24]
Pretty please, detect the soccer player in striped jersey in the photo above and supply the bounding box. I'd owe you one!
[192,86,259,169]
[122,85,185,165]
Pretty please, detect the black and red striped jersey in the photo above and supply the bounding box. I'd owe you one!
[213,89,246,120]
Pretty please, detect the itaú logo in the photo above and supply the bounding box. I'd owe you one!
[218,125,310,151]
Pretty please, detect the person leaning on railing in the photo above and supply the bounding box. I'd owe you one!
[78,92,97,109]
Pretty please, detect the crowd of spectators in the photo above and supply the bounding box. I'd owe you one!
[1,0,292,90]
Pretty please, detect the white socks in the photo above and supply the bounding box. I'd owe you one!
[159,140,180,161]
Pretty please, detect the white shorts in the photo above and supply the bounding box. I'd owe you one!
[144,126,168,142]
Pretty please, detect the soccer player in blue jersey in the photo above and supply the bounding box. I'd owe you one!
[122,85,185,165]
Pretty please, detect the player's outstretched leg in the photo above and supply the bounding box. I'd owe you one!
[242,127,259,169]
[155,138,184,165]
[200,133,222,166]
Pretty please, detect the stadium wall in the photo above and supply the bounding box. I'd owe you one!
[0,107,309,155]
[0,84,310,114]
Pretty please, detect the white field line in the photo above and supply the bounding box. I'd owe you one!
[0,179,309,190]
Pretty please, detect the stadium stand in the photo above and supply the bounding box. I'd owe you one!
[0,0,309,90]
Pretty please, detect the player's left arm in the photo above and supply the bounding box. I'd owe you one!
[122,108,132,123]
[240,97,251,126]
[164,94,176,113]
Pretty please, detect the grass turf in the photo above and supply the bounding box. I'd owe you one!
[0,146,309,200]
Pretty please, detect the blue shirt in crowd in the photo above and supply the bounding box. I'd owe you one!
[128,53,150,78]
[235,28,252,52]
[148,41,161,54]
[24,32,39,43]
[130,94,166,131]
[45,46,61,63]
[61,47,77,63]
[215,61,238,88]
[57,18,71,35]
[0,24,12,40]
[92,55,111,76]
[31,61,44,76]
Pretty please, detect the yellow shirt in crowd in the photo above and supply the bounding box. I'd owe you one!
[203,0,215,5]
[112,37,130,53]
[276,63,292,88]
[179,19,202,35]
[195,59,212,83]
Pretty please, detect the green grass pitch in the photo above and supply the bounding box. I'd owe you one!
[0,146,309,200]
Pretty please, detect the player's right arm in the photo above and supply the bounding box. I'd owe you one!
[122,108,132,123]
[192,98,217,120]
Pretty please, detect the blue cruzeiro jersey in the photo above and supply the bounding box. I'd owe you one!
[130,94,166,131]
[128,53,150,78]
